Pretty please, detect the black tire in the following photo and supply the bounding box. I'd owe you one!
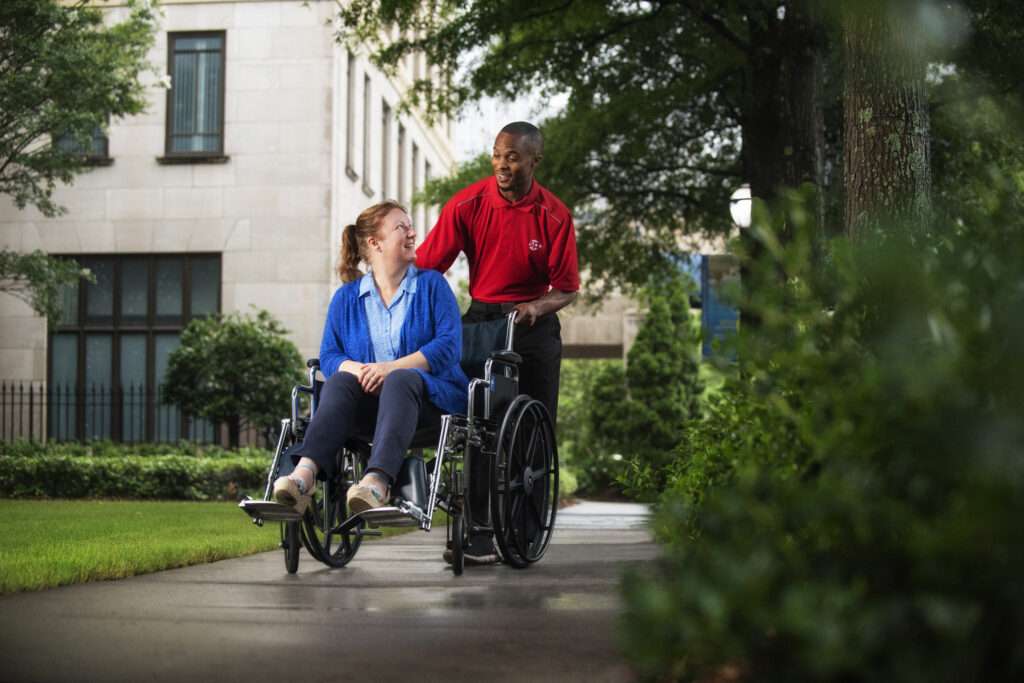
[491,396,558,567]
[451,513,465,576]
[301,449,364,568]
[283,521,300,574]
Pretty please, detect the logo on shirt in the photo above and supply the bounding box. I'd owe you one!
[528,239,542,252]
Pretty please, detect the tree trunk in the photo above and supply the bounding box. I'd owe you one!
[842,3,931,240]
[744,0,827,230]
[228,416,241,450]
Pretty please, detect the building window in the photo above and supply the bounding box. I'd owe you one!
[362,75,372,196]
[165,32,226,158]
[397,124,406,206]
[48,254,221,443]
[424,160,433,238]
[54,124,111,164]
[412,142,420,234]
[381,100,392,199]
[345,50,357,180]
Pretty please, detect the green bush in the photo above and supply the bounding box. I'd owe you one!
[621,180,1024,681]
[0,439,267,460]
[0,440,271,500]
[589,274,703,497]
[0,453,268,500]
[557,358,628,494]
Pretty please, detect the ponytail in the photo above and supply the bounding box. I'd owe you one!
[335,200,409,283]
[338,224,363,283]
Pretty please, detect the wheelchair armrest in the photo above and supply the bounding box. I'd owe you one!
[490,350,522,365]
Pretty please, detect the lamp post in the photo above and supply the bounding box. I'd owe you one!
[729,184,752,230]
[730,183,756,334]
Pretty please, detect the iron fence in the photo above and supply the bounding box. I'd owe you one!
[0,381,264,447]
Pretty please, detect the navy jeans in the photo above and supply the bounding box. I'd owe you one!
[287,368,442,483]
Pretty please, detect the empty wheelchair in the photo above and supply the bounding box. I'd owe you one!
[239,311,559,576]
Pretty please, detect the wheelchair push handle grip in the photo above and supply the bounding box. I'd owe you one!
[306,358,320,368]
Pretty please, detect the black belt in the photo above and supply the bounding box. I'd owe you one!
[468,299,522,315]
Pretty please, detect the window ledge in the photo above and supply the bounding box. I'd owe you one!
[345,165,359,182]
[83,157,114,167]
[362,183,374,198]
[156,155,230,165]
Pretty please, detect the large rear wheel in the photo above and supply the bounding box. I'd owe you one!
[491,397,558,567]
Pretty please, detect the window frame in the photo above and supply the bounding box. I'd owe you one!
[53,123,112,166]
[163,30,228,162]
[47,253,222,442]
[361,75,373,197]
[345,50,358,181]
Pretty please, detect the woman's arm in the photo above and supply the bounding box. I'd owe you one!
[319,290,357,377]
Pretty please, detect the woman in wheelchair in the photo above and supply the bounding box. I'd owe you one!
[272,201,468,515]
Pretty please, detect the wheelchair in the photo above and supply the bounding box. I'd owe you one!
[239,311,559,576]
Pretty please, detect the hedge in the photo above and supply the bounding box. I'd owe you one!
[0,439,268,460]
[0,454,268,500]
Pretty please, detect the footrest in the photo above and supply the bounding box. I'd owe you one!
[358,506,420,528]
[238,498,303,523]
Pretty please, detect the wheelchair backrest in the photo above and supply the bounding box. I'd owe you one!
[461,312,518,421]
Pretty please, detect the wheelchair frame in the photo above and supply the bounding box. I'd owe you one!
[239,311,559,576]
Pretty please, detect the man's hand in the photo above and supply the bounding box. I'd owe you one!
[513,301,542,327]
[514,289,577,327]
[357,361,392,395]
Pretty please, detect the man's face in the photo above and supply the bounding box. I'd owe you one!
[492,132,541,200]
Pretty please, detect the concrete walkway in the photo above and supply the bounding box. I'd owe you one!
[0,501,655,683]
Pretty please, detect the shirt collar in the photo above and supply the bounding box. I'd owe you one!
[359,264,419,299]
[487,176,542,212]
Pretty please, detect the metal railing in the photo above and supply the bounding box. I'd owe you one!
[0,380,263,446]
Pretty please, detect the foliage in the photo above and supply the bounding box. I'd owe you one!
[338,0,1024,291]
[0,500,281,594]
[621,177,1024,680]
[162,310,303,449]
[415,152,491,208]
[0,0,158,217]
[0,250,93,321]
[555,358,625,495]
[0,439,268,460]
[589,274,703,497]
[0,452,268,500]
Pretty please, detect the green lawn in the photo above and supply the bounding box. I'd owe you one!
[0,500,280,593]
[0,499,423,594]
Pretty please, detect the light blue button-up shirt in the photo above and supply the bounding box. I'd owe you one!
[358,265,418,362]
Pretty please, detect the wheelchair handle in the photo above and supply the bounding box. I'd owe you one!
[505,310,517,352]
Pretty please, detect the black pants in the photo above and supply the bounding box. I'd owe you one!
[463,300,563,540]
[286,369,442,483]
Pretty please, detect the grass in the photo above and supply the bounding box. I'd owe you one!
[0,499,422,594]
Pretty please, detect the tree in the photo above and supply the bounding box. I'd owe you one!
[0,249,93,321]
[588,273,703,490]
[338,0,827,292]
[0,0,157,217]
[162,310,304,449]
[341,0,1023,289]
[842,1,931,237]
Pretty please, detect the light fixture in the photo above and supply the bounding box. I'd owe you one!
[729,184,752,229]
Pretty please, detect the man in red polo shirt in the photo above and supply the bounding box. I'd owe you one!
[417,121,579,563]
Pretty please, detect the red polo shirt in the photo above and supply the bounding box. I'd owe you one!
[416,177,580,303]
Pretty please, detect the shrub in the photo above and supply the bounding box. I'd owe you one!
[0,453,268,500]
[621,181,1024,681]
[590,274,703,497]
[163,309,303,448]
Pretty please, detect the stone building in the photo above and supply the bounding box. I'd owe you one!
[0,0,455,441]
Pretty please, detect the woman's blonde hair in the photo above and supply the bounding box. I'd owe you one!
[337,200,408,283]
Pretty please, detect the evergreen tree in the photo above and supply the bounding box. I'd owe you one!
[589,274,703,481]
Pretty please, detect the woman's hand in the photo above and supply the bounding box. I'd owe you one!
[358,361,393,395]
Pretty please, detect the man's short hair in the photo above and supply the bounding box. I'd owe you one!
[500,121,543,156]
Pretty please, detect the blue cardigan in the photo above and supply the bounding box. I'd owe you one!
[319,269,468,415]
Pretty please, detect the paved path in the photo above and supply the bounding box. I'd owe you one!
[0,501,655,683]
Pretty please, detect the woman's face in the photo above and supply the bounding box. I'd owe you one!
[370,208,416,266]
